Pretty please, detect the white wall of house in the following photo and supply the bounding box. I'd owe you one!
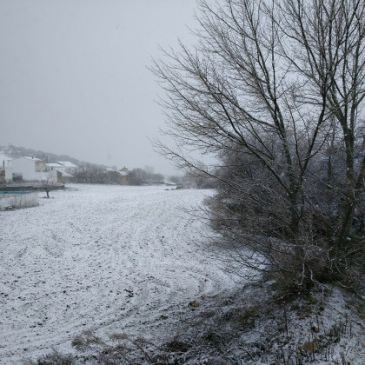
[0,153,13,182]
[46,163,73,183]
[47,170,59,183]
[5,167,12,182]
[10,157,49,182]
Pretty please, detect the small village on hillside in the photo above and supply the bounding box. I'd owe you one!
[0,153,78,185]
[0,143,174,185]
[0,146,132,185]
[0,146,168,210]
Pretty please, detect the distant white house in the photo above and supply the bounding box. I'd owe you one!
[119,167,129,177]
[118,167,129,184]
[57,161,78,174]
[0,153,78,184]
[46,162,73,182]
[105,166,129,184]
[0,153,13,182]
[8,157,54,182]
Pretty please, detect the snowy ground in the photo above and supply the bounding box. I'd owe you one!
[0,184,243,364]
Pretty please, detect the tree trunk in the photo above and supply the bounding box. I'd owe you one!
[337,130,356,247]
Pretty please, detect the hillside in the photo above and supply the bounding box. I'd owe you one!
[0,145,100,168]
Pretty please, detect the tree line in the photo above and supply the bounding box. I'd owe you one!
[72,167,165,186]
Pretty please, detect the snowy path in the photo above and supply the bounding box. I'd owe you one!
[0,185,241,364]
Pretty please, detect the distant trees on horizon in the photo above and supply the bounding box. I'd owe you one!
[72,166,165,186]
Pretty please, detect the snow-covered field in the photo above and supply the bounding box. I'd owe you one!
[0,184,242,364]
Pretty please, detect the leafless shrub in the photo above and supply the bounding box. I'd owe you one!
[71,330,105,351]
[25,351,74,365]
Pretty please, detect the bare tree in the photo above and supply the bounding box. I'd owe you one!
[154,0,365,290]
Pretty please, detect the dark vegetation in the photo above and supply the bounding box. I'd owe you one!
[154,0,365,296]
[72,167,164,186]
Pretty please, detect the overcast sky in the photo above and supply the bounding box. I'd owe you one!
[0,0,199,174]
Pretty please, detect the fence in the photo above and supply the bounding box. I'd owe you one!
[0,191,39,210]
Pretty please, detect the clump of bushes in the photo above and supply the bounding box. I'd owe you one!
[25,351,74,365]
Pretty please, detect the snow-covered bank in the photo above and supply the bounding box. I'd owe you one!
[29,281,365,365]
[0,184,243,364]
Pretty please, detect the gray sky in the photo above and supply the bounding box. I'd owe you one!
[0,0,199,174]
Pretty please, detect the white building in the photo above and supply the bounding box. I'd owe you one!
[9,157,50,182]
[46,162,73,182]
[57,161,78,174]
[0,153,13,182]
[0,154,77,184]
